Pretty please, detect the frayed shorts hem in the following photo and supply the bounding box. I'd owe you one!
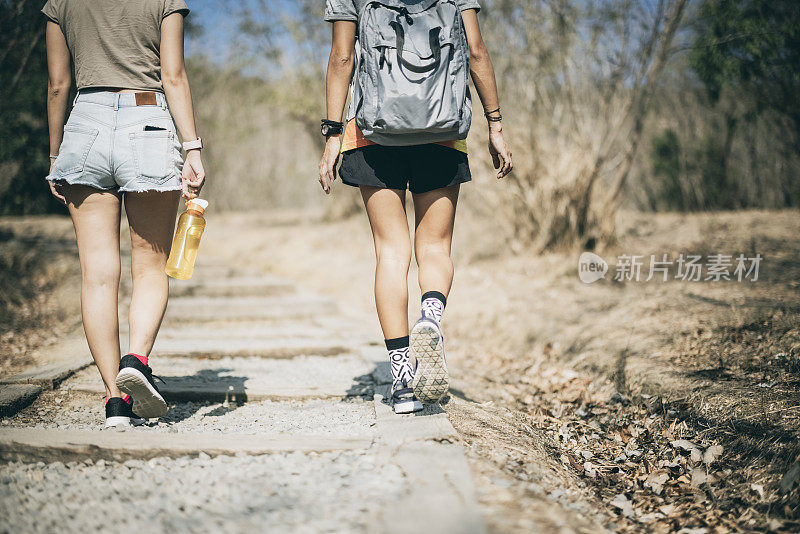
[47,175,182,194]
[46,175,117,192]
[118,184,182,193]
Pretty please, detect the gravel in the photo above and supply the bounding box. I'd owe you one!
[6,393,376,436]
[0,274,456,533]
[64,354,375,391]
[0,450,404,533]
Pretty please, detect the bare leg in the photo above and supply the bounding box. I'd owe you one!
[360,186,412,339]
[412,185,459,298]
[124,191,180,357]
[64,184,122,398]
[408,185,459,404]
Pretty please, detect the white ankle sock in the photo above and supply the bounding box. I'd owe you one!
[386,337,413,385]
[421,292,446,324]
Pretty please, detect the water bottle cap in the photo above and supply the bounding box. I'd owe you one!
[186,198,209,214]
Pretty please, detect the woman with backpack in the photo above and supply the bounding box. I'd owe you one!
[319,0,512,413]
[43,0,205,427]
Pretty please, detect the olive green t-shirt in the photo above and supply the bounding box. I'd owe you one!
[42,0,189,92]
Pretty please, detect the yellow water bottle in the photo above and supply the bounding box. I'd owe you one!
[165,199,209,280]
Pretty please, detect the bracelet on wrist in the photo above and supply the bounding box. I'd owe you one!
[49,155,58,160]
[484,107,502,122]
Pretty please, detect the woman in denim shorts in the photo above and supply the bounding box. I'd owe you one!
[43,0,205,426]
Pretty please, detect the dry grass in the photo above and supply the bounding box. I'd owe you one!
[0,217,80,376]
[442,209,800,531]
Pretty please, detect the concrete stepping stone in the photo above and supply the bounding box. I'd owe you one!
[373,385,457,443]
[0,447,405,533]
[379,442,486,534]
[0,335,95,390]
[151,330,352,359]
[168,276,295,298]
[157,322,362,340]
[370,386,484,533]
[6,393,377,438]
[1,361,92,390]
[154,317,374,358]
[0,427,373,463]
[162,295,338,323]
[64,354,376,401]
[0,385,43,416]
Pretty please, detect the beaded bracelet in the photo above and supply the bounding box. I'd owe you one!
[484,107,502,122]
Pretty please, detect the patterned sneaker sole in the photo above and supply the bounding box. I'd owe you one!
[410,321,449,404]
[115,368,167,419]
[393,398,424,414]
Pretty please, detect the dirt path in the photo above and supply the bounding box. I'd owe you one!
[0,258,495,532]
[2,209,798,532]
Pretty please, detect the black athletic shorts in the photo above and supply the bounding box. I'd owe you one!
[339,144,471,194]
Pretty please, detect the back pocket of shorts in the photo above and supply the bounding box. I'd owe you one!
[129,130,175,183]
[52,125,99,178]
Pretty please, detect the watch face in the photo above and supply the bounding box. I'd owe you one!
[321,124,330,136]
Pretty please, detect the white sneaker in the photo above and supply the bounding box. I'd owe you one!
[391,378,423,414]
[409,316,449,404]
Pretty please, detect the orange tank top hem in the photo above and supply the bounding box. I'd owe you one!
[339,120,468,154]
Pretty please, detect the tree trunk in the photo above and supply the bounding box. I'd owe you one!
[602,0,689,219]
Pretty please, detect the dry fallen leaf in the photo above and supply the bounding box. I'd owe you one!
[638,511,661,523]
[691,467,708,488]
[644,469,671,495]
[566,453,584,474]
[779,462,800,494]
[671,439,699,451]
[610,493,635,517]
[659,504,677,515]
[703,444,723,466]
[584,461,597,478]
[690,448,703,464]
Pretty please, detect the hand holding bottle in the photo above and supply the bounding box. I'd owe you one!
[166,198,209,280]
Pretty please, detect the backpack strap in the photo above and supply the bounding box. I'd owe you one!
[390,22,442,74]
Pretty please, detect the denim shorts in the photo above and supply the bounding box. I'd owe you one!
[47,90,183,193]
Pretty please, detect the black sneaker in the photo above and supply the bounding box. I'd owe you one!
[115,354,167,419]
[105,397,145,428]
[391,378,423,414]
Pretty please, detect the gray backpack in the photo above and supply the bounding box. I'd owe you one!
[352,0,472,146]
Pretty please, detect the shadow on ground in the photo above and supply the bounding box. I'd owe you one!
[346,359,448,416]
[155,368,249,424]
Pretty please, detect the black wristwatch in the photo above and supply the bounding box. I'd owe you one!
[321,119,344,138]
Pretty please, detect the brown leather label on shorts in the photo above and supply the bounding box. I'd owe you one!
[135,92,158,106]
